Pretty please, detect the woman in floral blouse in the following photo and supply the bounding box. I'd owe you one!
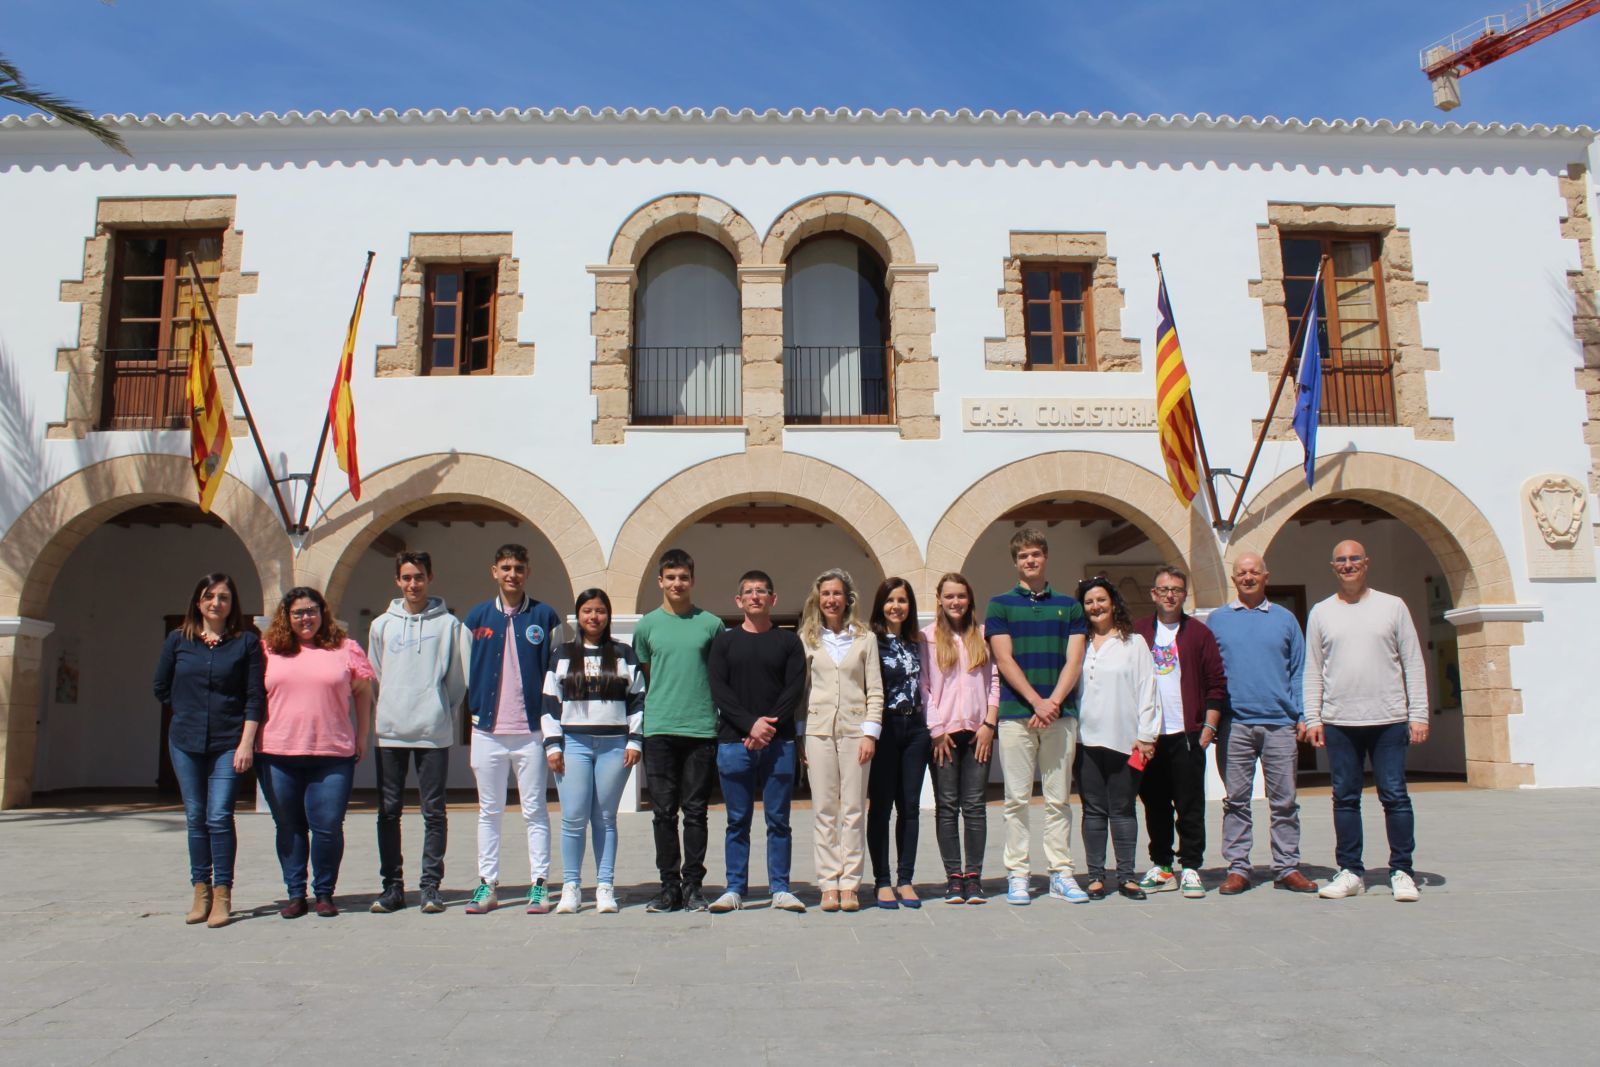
[866,577,931,909]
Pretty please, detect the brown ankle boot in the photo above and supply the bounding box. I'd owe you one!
[207,886,232,928]
[186,882,212,925]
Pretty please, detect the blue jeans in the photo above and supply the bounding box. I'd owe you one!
[716,739,796,896]
[169,743,240,887]
[1324,721,1415,876]
[555,733,629,885]
[258,755,356,899]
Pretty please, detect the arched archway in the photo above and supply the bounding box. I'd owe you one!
[605,452,923,615]
[297,453,606,614]
[1228,453,1531,788]
[0,454,292,807]
[761,192,916,266]
[608,192,761,269]
[924,451,1227,610]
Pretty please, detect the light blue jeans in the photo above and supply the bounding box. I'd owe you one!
[555,732,630,885]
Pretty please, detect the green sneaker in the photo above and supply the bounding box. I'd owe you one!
[465,880,497,914]
[1138,865,1177,893]
[526,878,550,914]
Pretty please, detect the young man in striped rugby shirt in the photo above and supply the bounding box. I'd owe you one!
[985,528,1089,906]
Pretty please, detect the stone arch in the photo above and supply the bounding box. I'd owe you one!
[298,453,606,612]
[0,454,292,808]
[605,452,924,615]
[760,192,916,266]
[607,192,761,269]
[924,451,1227,609]
[1228,451,1530,787]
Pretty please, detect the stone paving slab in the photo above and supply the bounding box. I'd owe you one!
[0,787,1595,1065]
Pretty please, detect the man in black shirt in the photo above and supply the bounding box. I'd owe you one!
[706,570,807,913]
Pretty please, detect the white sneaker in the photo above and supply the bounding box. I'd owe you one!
[1180,868,1206,898]
[1390,870,1420,902]
[707,891,743,913]
[1137,865,1177,893]
[1318,869,1365,899]
[595,883,619,913]
[555,882,582,914]
[770,891,807,913]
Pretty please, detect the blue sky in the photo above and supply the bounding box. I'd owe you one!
[3,0,1597,127]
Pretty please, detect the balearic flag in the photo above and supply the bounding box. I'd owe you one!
[186,303,231,512]
[1291,260,1326,488]
[326,262,370,500]
[1154,274,1201,506]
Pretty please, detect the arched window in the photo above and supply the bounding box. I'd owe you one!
[783,235,891,424]
[632,235,741,424]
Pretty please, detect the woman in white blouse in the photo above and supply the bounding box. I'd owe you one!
[1074,577,1160,901]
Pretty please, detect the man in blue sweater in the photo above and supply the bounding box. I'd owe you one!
[1206,552,1318,895]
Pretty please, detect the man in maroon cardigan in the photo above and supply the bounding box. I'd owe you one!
[1133,565,1227,899]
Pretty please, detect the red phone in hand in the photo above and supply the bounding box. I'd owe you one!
[1127,746,1148,771]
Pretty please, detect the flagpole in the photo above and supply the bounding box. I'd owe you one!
[296,250,375,534]
[183,252,295,532]
[1223,254,1329,529]
[1153,255,1224,530]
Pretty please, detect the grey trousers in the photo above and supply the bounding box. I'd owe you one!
[1218,718,1302,879]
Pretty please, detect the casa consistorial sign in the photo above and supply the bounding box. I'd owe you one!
[963,397,1158,432]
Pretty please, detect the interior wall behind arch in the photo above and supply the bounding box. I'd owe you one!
[959,520,1165,612]
[35,522,262,792]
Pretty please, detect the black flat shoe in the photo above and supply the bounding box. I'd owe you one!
[1119,883,1148,900]
[1085,880,1109,900]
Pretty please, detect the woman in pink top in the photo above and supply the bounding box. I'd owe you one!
[919,572,1000,905]
[259,586,374,919]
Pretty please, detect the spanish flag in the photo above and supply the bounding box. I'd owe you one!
[1154,273,1200,506]
[186,303,231,513]
[326,256,372,501]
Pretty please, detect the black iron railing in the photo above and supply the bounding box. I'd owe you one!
[99,348,191,430]
[783,345,892,425]
[630,346,742,425]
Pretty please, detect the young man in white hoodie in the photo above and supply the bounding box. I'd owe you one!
[367,551,471,914]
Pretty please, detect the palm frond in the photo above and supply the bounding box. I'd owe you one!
[0,52,130,156]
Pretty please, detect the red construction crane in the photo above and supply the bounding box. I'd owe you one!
[1421,0,1600,110]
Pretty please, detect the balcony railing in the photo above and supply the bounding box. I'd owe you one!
[99,348,191,431]
[1289,347,1398,428]
[783,345,893,425]
[630,346,742,426]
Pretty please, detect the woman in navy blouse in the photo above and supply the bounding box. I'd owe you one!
[152,573,265,928]
[866,577,931,909]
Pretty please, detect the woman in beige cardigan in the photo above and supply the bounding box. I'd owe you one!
[798,568,884,912]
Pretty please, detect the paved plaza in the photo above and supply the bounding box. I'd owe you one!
[0,786,1596,1066]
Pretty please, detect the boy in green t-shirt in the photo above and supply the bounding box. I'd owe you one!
[633,548,726,912]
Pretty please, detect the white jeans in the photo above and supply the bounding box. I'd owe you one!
[469,730,551,884]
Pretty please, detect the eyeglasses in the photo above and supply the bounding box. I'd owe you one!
[289,608,321,619]
[1331,556,1366,566]
[1151,587,1186,598]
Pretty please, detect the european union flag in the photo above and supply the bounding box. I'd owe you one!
[1291,262,1325,487]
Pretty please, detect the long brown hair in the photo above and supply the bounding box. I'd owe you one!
[181,572,243,641]
[933,572,988,674]
[868,577,920,644]
[263,586,347,655]
[1076,576,1134,640]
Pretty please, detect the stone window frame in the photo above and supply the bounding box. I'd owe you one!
[1560,164,1600,520]
[375,233,533,378]
[1248,202,1452,441]
[984,232,1141,373]
[52,196,257,440]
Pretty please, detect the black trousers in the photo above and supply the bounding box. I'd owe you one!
[867,712,931,887]
[930,729,988,877]
[1079,745,1142,884]
[1138,731,1207,870]
[375,746,449,891]
[643,735,717,889]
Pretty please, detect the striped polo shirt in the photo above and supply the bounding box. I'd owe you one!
[985,583,1088,720]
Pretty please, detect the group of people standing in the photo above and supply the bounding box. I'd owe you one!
[153,524,1431,927]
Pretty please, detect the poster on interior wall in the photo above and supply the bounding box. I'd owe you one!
[54,653,78,705]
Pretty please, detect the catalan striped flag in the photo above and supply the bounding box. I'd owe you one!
[326,257,372,501]
[1154,272,1201,506]
[186,303,231,513]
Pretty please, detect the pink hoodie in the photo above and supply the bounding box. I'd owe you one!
[919,622,1000,738]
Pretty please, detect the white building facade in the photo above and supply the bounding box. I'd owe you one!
[0,107,1596,807]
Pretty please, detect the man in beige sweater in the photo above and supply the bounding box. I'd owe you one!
[1304,539,1429,903]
